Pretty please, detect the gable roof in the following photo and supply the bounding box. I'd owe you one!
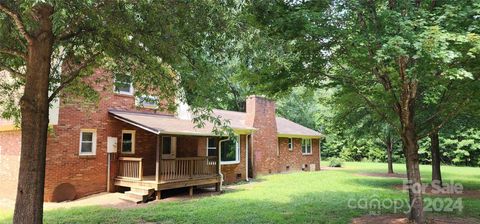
[109,110,254,136]
[213,109,323,138]
[109,109,322,138]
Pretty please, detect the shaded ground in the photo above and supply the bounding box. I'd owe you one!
[352,214,480,224]
[357,172,408,179]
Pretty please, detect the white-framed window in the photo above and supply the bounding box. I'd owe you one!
[207,137,217,157]
[121,130,136,154]
[288,138,293,151]
[220,136,240,164]
[302,139,312,155]
[79,129,97,156]
[114,73,134,95]
[137,95,158,109]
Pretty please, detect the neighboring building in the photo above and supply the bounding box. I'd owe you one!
[0,69,323,203]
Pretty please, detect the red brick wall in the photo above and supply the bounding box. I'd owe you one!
[221,135,247,183]
[44,69,173,201]
[277,138,320,172]
[0,131,21,200]
[245,96,279,175]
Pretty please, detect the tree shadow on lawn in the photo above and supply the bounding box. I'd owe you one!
[2,189,478,223]
[35,191,396,224]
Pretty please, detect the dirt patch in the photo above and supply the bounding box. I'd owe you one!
[357,173,407,179]
[43,187,222,210]
[352,214,480,224]
[392,185,480,199]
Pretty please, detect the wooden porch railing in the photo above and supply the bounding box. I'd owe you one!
[161,156,217,181]
[118,157,143,180]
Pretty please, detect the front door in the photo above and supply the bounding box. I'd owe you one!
[162,136,176,159]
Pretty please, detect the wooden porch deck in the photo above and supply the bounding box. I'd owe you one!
[114,175,221,191]
[114,156,221,192]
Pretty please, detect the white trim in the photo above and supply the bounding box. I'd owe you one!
[219,135,241,165]
[277,133,323,138]
[121,130,136,154]
[206,137,217,157]
[288,138,293,151]
[301,138,312,155]
[79,129,97,156]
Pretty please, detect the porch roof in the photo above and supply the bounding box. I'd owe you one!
[109,110,254,136]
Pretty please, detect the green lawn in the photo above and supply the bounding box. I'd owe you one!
[1,162,479,224]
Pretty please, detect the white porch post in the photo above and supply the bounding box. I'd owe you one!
[217,138,222,191]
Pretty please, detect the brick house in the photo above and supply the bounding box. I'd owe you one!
[0,69,323,203]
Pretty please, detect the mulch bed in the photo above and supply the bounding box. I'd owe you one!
[352,214,480,224]
[357,172,408,179]
[392,184,480,199]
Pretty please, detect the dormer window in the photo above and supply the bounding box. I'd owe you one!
[114,74,134,95]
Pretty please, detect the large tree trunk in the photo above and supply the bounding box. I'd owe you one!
[386,134,394,174]
[400,107,425,223]
[13,4,54,224]
[430,131,442,187]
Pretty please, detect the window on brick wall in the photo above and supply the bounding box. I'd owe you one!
[121,130,136,154]
[79,129,97,156]
[137,95,158,109]
[114,73,134,95]
[207,137,217,157]
[301,139,312,155]
[220,136,240,164]
[288,138,293,151]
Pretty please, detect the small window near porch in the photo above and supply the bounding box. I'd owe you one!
[207,137,217,157]
[79,130,96,156]
[121,130,135,154]
[288,138,293,151]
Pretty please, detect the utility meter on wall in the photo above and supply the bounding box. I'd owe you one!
[107,137,118,153]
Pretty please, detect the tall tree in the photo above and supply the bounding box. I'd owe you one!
[0,1,249,223]
[246,1,480,223]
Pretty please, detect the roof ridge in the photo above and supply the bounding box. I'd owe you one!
[213,109,247,114]
[108,109,174,117]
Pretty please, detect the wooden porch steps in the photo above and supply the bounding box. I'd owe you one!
[120,187,155,204]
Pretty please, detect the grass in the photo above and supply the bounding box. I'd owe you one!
[1,162,479,223]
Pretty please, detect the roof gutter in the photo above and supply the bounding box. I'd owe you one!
[277,133,324,139]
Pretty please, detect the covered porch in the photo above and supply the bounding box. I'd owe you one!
[108,110,232,201]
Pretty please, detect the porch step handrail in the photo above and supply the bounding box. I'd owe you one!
[118,157,143,181]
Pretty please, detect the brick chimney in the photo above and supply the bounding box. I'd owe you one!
[245,95,279,175]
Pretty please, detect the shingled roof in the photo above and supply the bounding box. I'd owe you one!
[110,109,322,138]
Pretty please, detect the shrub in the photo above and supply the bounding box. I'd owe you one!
[329,157,344,167]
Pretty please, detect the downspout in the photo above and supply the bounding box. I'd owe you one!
[319,138,322,171]
[245,134,249,181]
[107,153,111,192]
